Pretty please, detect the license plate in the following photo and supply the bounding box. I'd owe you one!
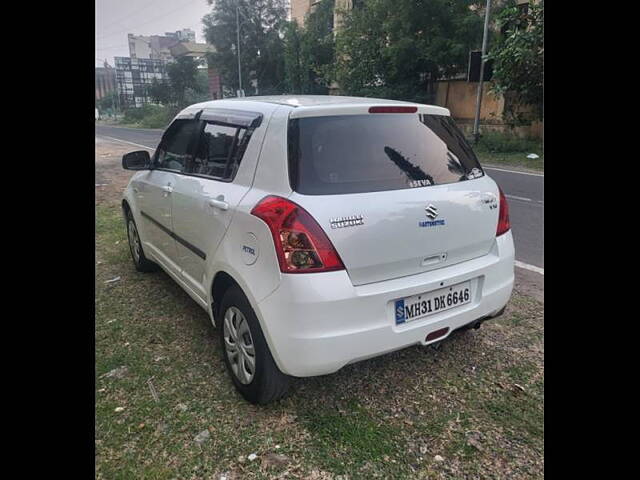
[394,281,472,325]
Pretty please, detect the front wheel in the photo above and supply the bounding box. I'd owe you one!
[125,211,157,273]
[219,286,291,404]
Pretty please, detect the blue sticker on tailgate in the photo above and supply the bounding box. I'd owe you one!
[395,299,406,324]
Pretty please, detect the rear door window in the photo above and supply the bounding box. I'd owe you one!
[288,114,484,195]
[188,122,252,181]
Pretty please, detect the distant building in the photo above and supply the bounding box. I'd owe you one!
[164,28,196,42]
[95,64,116,101]
[115,57,168,108]
[291,0,315,26]
[290,0,355,30]
[117,28,221,107]
[169,41,212,62]
[127,29,197,62]
[128,34,177,62]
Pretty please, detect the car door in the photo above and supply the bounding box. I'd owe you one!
[134,118,199,274]
[171,113,261,299]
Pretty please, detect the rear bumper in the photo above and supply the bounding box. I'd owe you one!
[256,231,515,377]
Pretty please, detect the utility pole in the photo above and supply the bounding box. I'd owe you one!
[472,0,491,144]
[236,5,243,97]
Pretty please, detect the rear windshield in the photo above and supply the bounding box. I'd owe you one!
[288,114,484,195]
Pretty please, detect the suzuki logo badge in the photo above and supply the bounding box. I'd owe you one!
[425,204,438,220]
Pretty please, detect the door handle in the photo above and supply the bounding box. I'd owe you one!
[208,196,229,211]
[161,185,173,194]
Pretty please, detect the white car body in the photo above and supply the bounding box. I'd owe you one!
[122,95,514,378]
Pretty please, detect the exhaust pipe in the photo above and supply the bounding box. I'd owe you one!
[459,306,506,332]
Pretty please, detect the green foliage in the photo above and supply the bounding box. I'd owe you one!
[284,21,305,92]
[146,59,209,109]
[476,131,542,154]
[488,1,544,124]
[335,0,485,102]
[97,90,118,112]
[147,78,172,105]
[166,56,201,107]
[184,70,212,105]
[122,104,177,129]
[284,0,336,94]
[203,0,288,95]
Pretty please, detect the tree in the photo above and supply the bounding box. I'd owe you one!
[97,90,118,112]
[166,56,201,107]
[335,0,485,102]
[284,0,336,94]
[488,1,543,124]
[184,70,212,105]
[147,78,172,105]
[203,0,288,96]
[283,21,305,92]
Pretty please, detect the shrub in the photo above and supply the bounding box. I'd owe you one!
[121,104,177,129]
[476,131,542,154]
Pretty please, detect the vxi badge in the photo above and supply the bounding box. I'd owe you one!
[419,204,445,228]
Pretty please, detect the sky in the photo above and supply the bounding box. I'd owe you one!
[95,0,214,68]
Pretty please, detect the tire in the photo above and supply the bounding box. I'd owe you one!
[219,285,291,404]
[125,210,158,273]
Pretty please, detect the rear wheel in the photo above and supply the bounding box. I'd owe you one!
[219,286,291,404]
[125,211,157,273]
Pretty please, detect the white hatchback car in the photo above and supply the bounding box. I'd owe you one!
[121,95,514,404]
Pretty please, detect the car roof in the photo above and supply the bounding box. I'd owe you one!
[180,95,449,119]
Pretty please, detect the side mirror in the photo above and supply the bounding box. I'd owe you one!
[122,150,151,170]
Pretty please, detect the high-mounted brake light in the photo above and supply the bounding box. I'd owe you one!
[496,187,510,236]
[251,196,345,273]
[368,106,418,114]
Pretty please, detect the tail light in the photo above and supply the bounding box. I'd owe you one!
[251,196,345,273]
[496,187,510,236]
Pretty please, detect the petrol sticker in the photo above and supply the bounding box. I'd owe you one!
[241,233,259,265]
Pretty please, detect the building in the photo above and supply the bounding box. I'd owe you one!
[128,34,177,62]
[117,28,213,108]
[115,57,167,108]
[290,0,354,30]
[291,0,315,26]
[168,41,213,62]
[127,29,197,62]
[95,64,116,101]
[164,28,196,42]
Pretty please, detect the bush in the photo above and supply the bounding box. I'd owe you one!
[476,131,542,154]
[121,104,178,129]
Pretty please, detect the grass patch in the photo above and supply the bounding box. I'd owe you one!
[300,401,409,477]
[118,104,177,129]
[474,131,544,172]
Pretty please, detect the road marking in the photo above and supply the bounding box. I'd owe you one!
[515,260,544,275]
[98,135,155,151]
[506,194,533,202]
[484,166,544,177]
[98,125,165,132]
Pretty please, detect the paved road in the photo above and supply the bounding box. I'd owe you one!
[96,124,544,271]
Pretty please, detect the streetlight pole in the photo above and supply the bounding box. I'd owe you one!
[236,5,243,97]
[472,0,491,144]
